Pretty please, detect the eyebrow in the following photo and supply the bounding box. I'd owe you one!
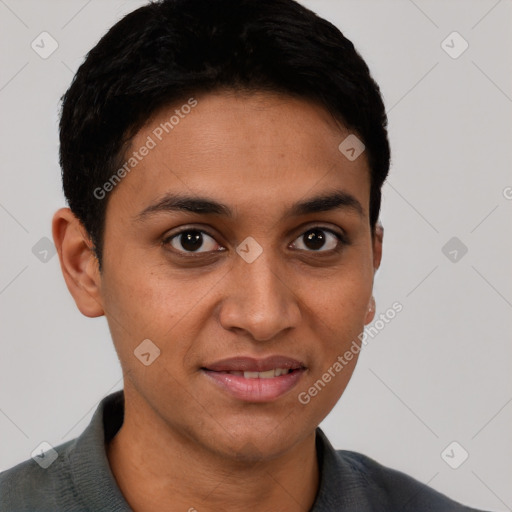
[135,189,364,222]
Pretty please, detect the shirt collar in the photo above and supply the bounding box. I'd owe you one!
[311,428,376,511]
[68,390,131,511]
[68,390,374,512]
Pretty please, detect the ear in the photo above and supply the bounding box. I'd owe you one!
[52,208,105,318]
[364,221,384,325]
[371,221,384,272]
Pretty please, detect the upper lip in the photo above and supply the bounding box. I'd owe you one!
[203,356,305,372]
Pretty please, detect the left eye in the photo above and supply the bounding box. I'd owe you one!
[166,229,222,253]
[291,227,343,252]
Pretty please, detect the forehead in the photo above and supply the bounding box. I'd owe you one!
[106,90,371,221]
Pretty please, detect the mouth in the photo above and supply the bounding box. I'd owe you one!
[201,356,306,402]
[209,368,296,378]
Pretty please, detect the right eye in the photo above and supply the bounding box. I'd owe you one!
[163,229,225,255]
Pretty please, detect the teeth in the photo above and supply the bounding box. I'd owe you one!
[234,368,292,379]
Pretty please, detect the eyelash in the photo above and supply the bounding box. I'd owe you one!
[162,225,348,257]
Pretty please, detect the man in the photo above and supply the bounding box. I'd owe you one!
[0,0,490,510]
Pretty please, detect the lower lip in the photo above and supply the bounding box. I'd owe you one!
[202,369,305,402]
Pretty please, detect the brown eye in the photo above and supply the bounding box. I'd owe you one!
[291,228,343,252]
[165,229,221,253]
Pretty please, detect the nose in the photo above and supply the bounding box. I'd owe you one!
[218,251,302,342]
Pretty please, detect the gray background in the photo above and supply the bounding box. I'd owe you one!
[1,0,511,509]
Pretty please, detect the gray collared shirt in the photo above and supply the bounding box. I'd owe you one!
[0,390,490,511]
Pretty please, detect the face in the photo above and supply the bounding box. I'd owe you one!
[84,90,380,460]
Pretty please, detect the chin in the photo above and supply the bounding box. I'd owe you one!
[203,418,307,463]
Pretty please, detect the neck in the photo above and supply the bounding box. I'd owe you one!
[106,389,320,512]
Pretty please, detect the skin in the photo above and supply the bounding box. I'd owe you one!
[52,89,383,512]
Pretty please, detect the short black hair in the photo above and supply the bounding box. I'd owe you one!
[59,0,390,269]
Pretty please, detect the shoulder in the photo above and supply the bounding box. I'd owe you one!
[334,448,488,511]
[0,438,87,512]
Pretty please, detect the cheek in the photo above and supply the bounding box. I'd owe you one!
[101,265,221,363]
[301,263,372,392]
[310,268,373,329]
[103,264,184,324]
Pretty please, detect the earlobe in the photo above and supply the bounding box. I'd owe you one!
[52,208,105,318]
[364,295,376,325]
